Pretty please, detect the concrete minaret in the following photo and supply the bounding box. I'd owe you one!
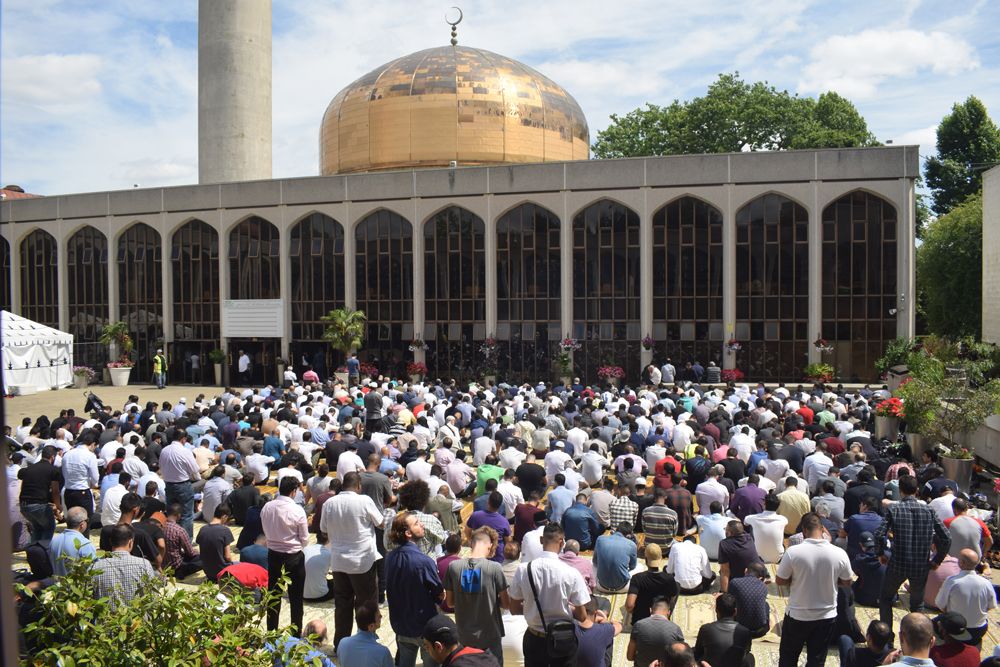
[198,0,272,184]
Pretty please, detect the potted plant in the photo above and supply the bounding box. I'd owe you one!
[876,338,917,391]
[360,362,379,380]
[408,338,427,352]
[813,337,834,354]
[99,321,134,386]
[726,339,742,353]
[641,334,654,351]
[407,361,428,383]
[208,348,226,386]
[928,377,1000,490]
[803,362,834,384]
[480,335,499,383]
[320,308,367,384]
[873,397,905,440]
[940,443,975,491]
[597,365,625,387]
[720,368,745,383]
[557,337,581,385]
[895,376,939,461]
[72,366,96,389]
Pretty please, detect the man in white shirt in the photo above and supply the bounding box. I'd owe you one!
[666,538,715,594]
[743,493,789,563]
[238,350,251,385]
[320,471,385,650]
[774,512,852,667]
[404,449,433,483]
[934,548,997,645]
[472,435,496,467]
[496,470,524,520]
[694,468,730,516]
[245,444,275,485]
[101,472,132,527]
[336,442,366,480]
[302,531,334,602]
[543,442,571,479]
[498,442,526,470]
[728,427,755,464]
[580,444,608,486]
[802,443,834,494]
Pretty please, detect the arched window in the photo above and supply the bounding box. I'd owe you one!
[68,226,109,368]
[290,214,345,341]
[572,199,641,382]
[355,209,413,378]
[652,197,724,366]
[822,191,898,382]
[118,223,163,377]
[424,207,485,379]
[229,216,280,299]
[20,229,58,328]
[172,220,219,383]
[1,236,11,313]
[735,194,809,380]
[497,203,561,382]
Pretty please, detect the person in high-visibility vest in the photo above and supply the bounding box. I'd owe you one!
[153,348,167,389]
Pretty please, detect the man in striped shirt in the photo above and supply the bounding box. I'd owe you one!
[642,488,680,549]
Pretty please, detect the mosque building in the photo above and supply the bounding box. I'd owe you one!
[0,0,917,384]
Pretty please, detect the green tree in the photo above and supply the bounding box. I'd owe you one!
[320,307,367,357]
[592,73,877,159]
[924,96,1000,215]
[916,192,982,337]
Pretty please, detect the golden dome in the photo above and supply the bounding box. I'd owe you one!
[320,45,590,175]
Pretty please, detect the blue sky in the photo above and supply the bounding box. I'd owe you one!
[2,0,998,195]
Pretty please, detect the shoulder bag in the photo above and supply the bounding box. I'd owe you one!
[526,561,579,659]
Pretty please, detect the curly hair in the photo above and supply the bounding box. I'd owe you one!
[398,479,431,511]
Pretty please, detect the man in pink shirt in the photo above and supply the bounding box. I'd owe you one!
[261,476,310,635]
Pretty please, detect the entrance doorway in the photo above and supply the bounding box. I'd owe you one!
[167,341,215,385]
[227,338,280,387]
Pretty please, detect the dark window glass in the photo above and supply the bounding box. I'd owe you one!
[229,216,280,299]
[821,191,898,382]
[355,210,413,377]
[20,229,59,328]
[572,200,641,381]
[652,197,724,366]
[68,226,109,368]
[290,214,345,341]
[171,220,220,347]
[734,194,809,380]
[118,223,163,378]
[0,237,8,314]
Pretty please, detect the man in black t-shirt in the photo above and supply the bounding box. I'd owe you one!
[625,543,679,625]
[99,492,159,567]
[18,445,63,546]
[514,456,546,498]
[228,473,261,525]
[196,504,235,581]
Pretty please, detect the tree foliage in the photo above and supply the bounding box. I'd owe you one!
[592,73,878,159]
[916,193,982,338]
[320,307,367,355]
[924,96,1000,215]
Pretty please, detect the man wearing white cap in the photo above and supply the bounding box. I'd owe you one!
[153,348,167,389]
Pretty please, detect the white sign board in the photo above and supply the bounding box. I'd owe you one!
[221,300,284,338]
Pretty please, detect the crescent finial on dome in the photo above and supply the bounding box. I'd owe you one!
[445,7,463,46]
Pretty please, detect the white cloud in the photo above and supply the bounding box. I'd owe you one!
[3,54,103,112]
[890,124,937,152]
[798,29,978,99]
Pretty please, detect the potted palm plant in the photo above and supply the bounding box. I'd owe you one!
[99,321,134,386]
[208,348,226,386]
[320,308,367,385]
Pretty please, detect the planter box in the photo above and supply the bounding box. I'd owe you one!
[906,433,932,462]
[874,416,899,441]
[108,367,132,387]
[941,455,974,491]
[73,376,90,389]
[887,365,910,392]
[213,363,223,386]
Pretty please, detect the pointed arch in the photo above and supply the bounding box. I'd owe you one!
[19,228,58,328]
[171,220,220,370]
[290,212,345,343]
[492,199,560,225]
[354,208,413,377]
[733,189,811,216]
[0,235,9,313]
[229,215,280,300]
[67,225,110,368]
[571,198,642,382]
[495,202,562,382]
[423,205,486,379]
[733,192,810,380]
[651,196,725,366]
[568,195,638,222]
[820,189,898,382]
[118,222,163,378]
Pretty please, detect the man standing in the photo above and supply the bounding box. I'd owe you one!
[261,477,309,636]
[774,512,852,667]
[346,352,361,386]
[160,431,200,538]
[238,349,251,386]
[385,511,445,667]
[18,444,62,546]
[153,348,167,389]
[444,527,511,664]
[61,435,100,519]
[874,474,951,625]
[321,471,385,650]
[508,523,590,667]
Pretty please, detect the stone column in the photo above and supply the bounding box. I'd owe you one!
[898,177,917,339]
[808,181,822,365]
[485,195,497,338]
[560,192,573,341]
[279,211,291,360]
[9,231,21,313]
[344,207,356,310]
[640,187,653,368]
[217,221,230,383]
[722,184,736,370]
[160,220,173,347]
[57,231,68,333]
[412,201,426,364]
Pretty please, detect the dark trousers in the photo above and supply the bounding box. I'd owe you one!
[173,558,203,580]
[63,489,94,518]
[19,502,55,546]
[679,572,717,595]
[164,481,194,538]
[879,567,928,624]
[523,628,575,667]
[331,564,378,651]
[778,615,835,667]
[267,549,306,636]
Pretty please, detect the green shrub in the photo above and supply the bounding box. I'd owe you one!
[875,338,916,376]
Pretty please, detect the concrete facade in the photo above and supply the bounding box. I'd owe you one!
[2,146,918,382]
[198,0,272,184]
[984,166,1000,345]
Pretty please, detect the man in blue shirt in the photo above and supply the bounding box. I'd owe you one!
[336,601,393,667]
[385,511,444,667]
[545,473,574,523]
[49,506,97,576]
[561,493,602,550]
[346,353,361,386]
[593,523,638,592]
[842,495,883,559]
[852,532,887,607]
[262,433,285,464]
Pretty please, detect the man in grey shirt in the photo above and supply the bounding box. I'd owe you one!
[947,497,992,557]
[443,527,510,663]
[627,596,685,667]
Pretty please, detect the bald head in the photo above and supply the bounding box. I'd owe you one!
[899,613,935,655]
[65,506,89,530]
[563,539,580,555]
[958,548,980,570]
[303,619,327,642]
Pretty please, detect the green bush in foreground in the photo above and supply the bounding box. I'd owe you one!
[19,557,319,666]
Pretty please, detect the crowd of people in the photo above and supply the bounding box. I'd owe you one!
[6,365,1000,667]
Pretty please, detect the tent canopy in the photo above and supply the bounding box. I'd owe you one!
[2,310,74,394]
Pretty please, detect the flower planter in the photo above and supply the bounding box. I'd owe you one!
[874,416,899,440]
[73,376,90,389]
[213,363,223,386]
[941,455,974,491]
[108,366,133,387]
[906,433,932,462]
[886,366,910,393]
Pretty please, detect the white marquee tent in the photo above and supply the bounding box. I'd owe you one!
[2,310,74,394]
